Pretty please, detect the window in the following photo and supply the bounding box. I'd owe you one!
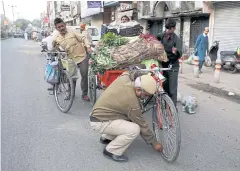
[87,28,99,36]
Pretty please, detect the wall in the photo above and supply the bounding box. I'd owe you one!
[138,19,147,33]
[182,17,191,55]
[91,14,103,29]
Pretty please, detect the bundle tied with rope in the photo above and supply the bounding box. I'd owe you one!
[91,32,168,73]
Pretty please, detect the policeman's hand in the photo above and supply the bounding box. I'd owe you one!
[152,142,163,152]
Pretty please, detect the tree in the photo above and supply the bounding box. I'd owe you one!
[31,19,41,28]
[15,19,30,31]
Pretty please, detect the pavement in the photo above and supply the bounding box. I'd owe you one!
[179,62,240,103]
[1,38,240,171]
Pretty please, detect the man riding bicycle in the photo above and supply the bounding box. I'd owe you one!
[90,72,163,162]
[53,18,92,101]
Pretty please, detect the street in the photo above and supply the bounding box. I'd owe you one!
[1,38,240,171]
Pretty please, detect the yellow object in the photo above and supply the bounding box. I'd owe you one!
[237,47,240,56]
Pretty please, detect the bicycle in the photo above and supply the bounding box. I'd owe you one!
[133,65,181,162]
[45,51,74,113]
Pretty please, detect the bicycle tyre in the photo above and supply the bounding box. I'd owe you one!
[152,93,181,162]
[54,70,74,113]
[88,67,97,106]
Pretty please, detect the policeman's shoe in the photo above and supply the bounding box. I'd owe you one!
[100,137,112,144]
[103,148,128,162]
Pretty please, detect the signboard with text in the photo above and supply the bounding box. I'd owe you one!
[87,1,102,8]
[61,5,70,11]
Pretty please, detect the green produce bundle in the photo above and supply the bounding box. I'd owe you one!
[91,32,167,73]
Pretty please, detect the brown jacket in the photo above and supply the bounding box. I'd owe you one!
[55,31,91,64]
[91,72,158,146]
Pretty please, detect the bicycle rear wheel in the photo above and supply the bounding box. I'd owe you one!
[152,93,181,162]
[54,70,74,113]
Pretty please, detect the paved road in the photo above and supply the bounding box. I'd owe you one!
[2,39,240,171]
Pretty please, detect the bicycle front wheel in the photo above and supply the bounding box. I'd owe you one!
[152,93,181,162]
[54,70,74,113]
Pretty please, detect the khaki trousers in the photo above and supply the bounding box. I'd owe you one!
[90,119,140,156]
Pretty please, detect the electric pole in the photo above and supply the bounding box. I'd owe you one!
[8,5,17,22]
[8,5,17,32]
[2,1,7,30]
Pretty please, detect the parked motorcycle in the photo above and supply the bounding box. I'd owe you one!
[205,41,240,73]
[220,49,240,74]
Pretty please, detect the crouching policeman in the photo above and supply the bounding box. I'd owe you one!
[90,72,163,162]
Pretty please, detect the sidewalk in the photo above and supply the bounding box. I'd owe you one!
[178,62,240,102]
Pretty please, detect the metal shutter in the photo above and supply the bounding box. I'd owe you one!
[190,17,209,48]
[213,2,240,53]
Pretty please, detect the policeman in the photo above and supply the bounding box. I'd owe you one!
[90,73,163,162]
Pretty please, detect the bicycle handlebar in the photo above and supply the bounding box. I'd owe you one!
[133,65,173,72]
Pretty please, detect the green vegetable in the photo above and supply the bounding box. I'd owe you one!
[91,33,129,73]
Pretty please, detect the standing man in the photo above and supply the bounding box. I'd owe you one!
[53,18,92,101]
[194,27,209,73]
[80,23,92,44]
[157,18,182,107]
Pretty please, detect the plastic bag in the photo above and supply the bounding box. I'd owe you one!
[44,61,59,84]
[181,96,198,114]
[61,59,79,80]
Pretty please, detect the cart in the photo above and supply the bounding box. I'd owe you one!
[88,61,126,106]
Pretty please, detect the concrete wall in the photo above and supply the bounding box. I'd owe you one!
[182,17,191,55]
[138,19,147,33]
[91,14,103,29]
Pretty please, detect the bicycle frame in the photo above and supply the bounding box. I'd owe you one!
[136,65,174,129]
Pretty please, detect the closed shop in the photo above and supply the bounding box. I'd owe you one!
[189,16,209,48]
[213,2,240,52]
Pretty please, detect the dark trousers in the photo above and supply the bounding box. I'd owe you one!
[163,66,179,106]
[199,60,204,71]
[73,57,89,97]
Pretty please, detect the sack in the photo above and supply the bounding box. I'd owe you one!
[61,59,79,80]
[44,61,59,84]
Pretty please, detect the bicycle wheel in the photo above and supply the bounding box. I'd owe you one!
[152,93,181,162]
[88,67,97,106]
[54,70,74,113]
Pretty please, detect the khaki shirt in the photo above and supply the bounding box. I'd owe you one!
[91,72,158,146]
[55,31,91,64]
[81,30,92,44]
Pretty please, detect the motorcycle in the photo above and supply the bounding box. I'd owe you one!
[205,41,240,73]
[220,49,240,74]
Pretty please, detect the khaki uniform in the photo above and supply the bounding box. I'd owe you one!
[90,72,158,155]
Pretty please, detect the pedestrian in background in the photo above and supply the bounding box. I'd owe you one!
[157,18,182,107]
[194,27,209,73]
[80,23,92,44]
